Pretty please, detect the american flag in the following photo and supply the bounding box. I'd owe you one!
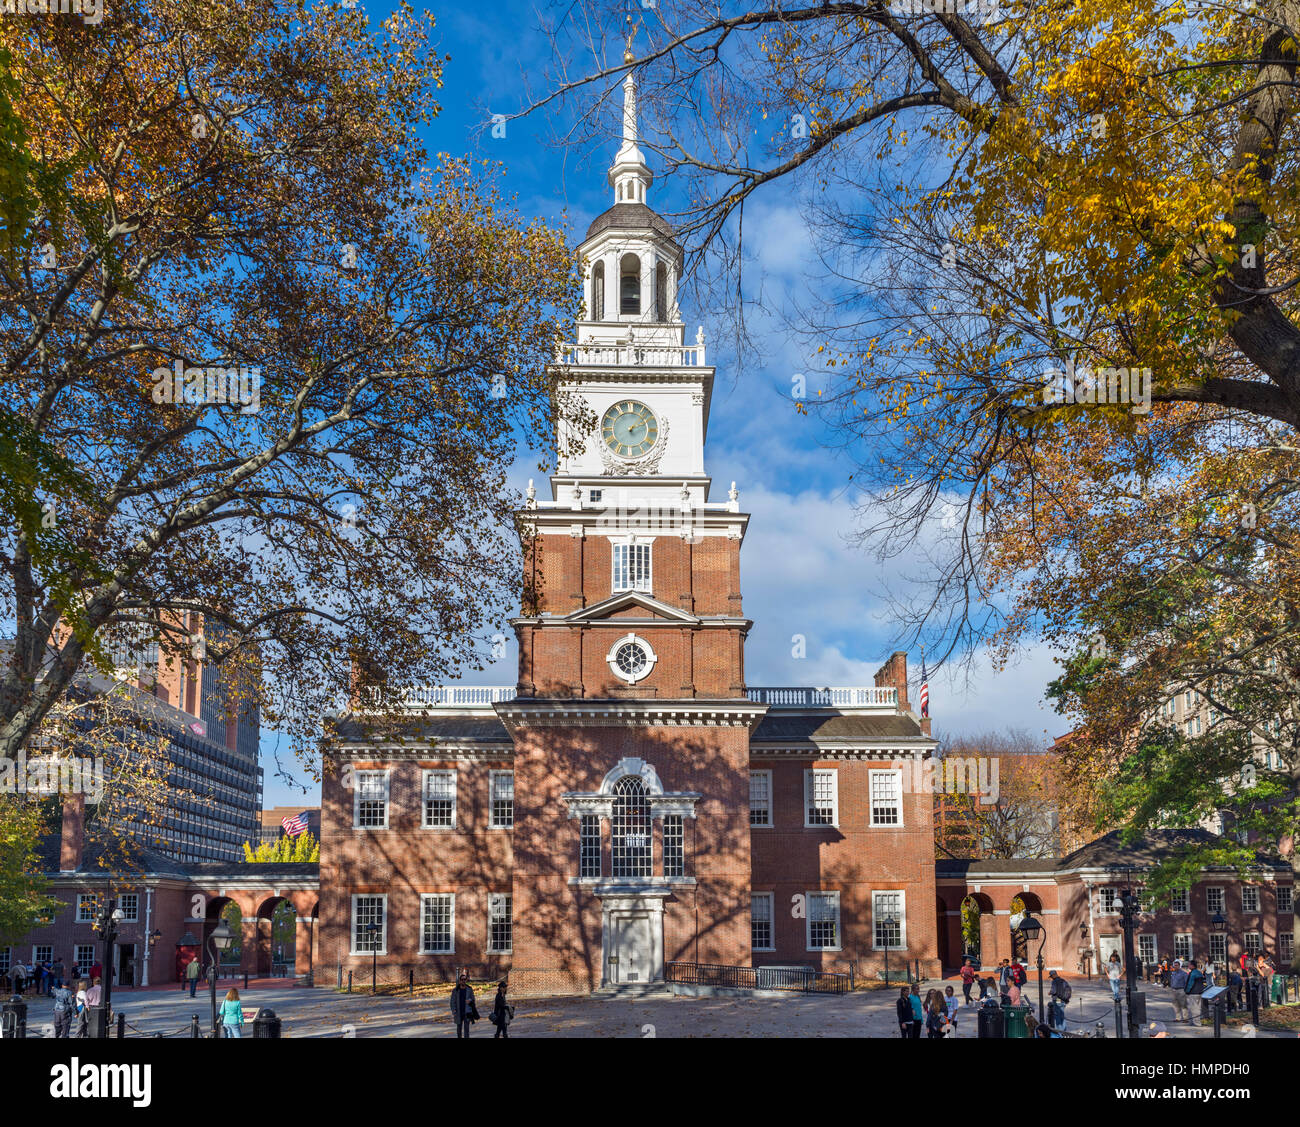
[282,812,308,838]
[919,658,930,719]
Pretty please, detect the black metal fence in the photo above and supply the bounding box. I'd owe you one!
[665,961,851,995]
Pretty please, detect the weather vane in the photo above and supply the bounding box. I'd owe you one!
[624,12,639,65]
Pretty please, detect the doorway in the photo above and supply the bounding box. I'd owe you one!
[117,943,135,988]
[611,915,652,984]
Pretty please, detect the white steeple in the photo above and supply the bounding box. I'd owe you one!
[609,25,652,207]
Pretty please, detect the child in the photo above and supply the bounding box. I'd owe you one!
[944,985,960,1027]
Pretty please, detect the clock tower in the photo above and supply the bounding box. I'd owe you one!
[503,63,764,991]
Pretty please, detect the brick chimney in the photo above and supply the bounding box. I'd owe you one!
[873,651,910,712]
[59,793,86,872]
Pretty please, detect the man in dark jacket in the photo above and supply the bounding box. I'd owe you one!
[895,987,913,1039]
[450,973,477,1038]
[1047,969,1071,1028]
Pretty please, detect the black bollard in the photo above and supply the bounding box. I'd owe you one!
[117,1012,125,1039]
[409,969,414,995]
[347,970,353,993]
[1114,998,1124,1039]
[1250,977,1260,1025]
[191,1014,200,1038]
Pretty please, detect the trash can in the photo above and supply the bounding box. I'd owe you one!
[0,996,27,1039]
[977,1001,1004,1039]
[253,1007,282,1039]
[1003,1003,1032,1039]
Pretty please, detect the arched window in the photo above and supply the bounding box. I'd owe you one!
[591,261,605,321]
[611,776,652,877]
[620,253,641,315]
[654,262,668,321]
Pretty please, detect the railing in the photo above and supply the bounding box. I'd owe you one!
[665,961,851,995]
[365,686,518,709]
[556,342,706,368]
[746,686,898,709]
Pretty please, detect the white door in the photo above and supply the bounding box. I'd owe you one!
[1098,937,1121,966]
[614,916,652,984]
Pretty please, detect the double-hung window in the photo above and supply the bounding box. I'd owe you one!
[354,770,389,829]
[421,894,454,954]
[869,769,903,826]
[490,771,514,829]
[805,769,838,827]
[423,770,456,829]
[751,893,774,951]
[612,541,652,593]
[807,891,841,951]
[488,894,513,954]
[749,770,773,827]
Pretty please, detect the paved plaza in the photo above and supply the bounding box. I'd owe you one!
[33,976,1286,1039]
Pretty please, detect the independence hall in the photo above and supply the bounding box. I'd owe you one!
[318,70,939,993]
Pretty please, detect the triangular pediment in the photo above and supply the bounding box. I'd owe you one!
[566,591,699,624]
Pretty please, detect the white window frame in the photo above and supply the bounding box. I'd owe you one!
[487,893,513,955]
[749,770,773,828]
[1206,886,1225,915]
[606,632,657,685]
[421,769,457,830]
[32,944,52,967]
[872,890,907,951]
[611,538,653,594]
[868,768,905,828]
[490,770,514,829]
[1138,933,1156,964]
[1170,888,1190,914]
[804,768,839,828]
[1280,932,1294,964]
[419,893,455,955]
[1173,933,1192,961]
[1244,931,1262,956]
[1099,887,1120,915]
[76,894,99,924]
[353,769,391,830]
[1241,884,1260,913]
[350,893,387,956]
[118,894,139,922]
[1278,885,1293,914]
[805,890,842,952]
[1208,933,1227,963]
[751,892,775,952]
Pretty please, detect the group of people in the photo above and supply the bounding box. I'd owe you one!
[448,975,515,1038]
[895,982,961,1038]
[3,956,101,997]
[1104,948,1281,1025]
[955,957,1075,1030]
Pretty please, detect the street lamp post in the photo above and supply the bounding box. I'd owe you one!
[882,916,896,987]
[1118,888,1142,1038]
[366,921,381,994]
[1211,911,1228,1038]
[90,900,125,1039]
[1017,911,1048,1025]
[206,920,235,1037]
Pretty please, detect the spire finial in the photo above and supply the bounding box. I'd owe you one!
[624,13,638,65]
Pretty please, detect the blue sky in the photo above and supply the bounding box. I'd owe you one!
[260,0,1066,808]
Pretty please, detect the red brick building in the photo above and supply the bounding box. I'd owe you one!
[317,72,940,993]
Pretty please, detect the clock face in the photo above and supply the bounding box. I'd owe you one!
[601,400,659,459]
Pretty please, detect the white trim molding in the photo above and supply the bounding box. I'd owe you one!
[606,632,658,685]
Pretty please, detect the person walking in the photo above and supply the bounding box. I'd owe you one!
[959,959,976,1006]
[187,957,201,998]
[997,959,1012,1006]
[1047,970,1071,1028]
[73,981,90,1038]
[51,983,74,1038]
[908,983,924,1039]
[490,980,514,1039]
[944,985,960,1029]
[896,986,914,1039]
[219,987,244,1038]
[1227,965,1243,1013]
[925,991,946,1039]
[50,957,64,992]
[450,973,478,1038]
[1185,959,1207,1026]
[1106,952,1122,1001]
[1169,960,1189,1022]
[10,961,26,996]
[1257,953,1276,1005]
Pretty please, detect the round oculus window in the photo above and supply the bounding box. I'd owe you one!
[615,641,648,678]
